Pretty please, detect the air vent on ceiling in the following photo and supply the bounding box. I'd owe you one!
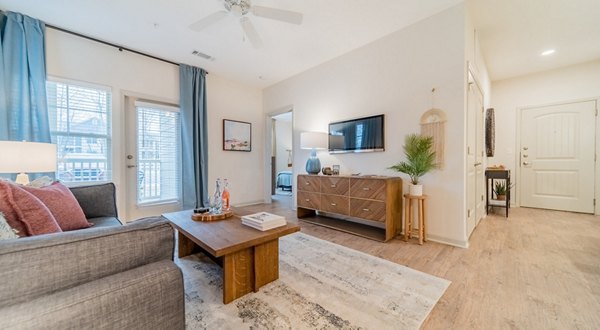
[192,50,215,61]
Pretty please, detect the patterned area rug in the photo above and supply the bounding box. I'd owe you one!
[176,232,450,329]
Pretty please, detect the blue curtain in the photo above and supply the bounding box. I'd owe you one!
[180,64,208,209]
[0,11,50,142]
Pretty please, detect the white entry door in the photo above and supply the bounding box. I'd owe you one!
[124,96,183,221]
[520,100,596,213]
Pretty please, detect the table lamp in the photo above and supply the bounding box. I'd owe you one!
[300,132,328,175]
[0,141,57,185]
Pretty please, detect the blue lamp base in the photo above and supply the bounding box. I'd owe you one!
[305,148,321,175]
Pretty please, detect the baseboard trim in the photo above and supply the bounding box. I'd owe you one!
[426,234,469,249]
[233,200,265,207]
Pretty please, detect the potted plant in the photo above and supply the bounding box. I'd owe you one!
[493,181,512,200]
[389,134,437,196]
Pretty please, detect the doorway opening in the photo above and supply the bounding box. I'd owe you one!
[266,111,293,208]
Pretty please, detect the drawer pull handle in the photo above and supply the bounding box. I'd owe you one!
[362,187,370,191]
[331,203,337,206]
[362,208,370,212]
[331,184,336,187]
[305,199,310,202]
[305,182,310,185]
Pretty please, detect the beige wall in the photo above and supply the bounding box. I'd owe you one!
[46,28,264,220]
[490,60,600,210]
[264,5,470,247]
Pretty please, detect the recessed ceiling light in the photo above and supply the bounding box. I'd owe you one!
[541,49,555,56]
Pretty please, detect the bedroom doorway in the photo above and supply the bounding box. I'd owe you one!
[264,110,293,208]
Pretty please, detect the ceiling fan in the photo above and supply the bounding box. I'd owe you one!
[189,0,303,49]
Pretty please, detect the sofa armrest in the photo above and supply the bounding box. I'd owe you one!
[69,182,118,219]
[0,216,174,308]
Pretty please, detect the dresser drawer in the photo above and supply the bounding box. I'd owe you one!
[350,178,386,201]
[321,194,349,215]
[298,191,321,210]
[321,177,349,195]
[350,198,386,222]
[297,175,320,193]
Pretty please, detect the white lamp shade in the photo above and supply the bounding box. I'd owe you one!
[300,132,328,150]
[0,141,57,173]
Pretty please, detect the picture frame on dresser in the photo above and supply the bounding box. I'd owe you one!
[223,119,251,152]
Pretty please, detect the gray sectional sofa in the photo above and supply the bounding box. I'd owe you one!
[0,183,185,329]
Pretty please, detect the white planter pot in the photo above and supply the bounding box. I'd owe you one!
[409,184,423,196]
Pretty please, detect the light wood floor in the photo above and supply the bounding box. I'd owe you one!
[238,195,600,329]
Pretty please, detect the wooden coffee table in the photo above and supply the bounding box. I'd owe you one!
[163,209,300,304]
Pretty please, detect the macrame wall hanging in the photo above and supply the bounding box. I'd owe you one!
[485,108,495,157]
[420,88,447,169]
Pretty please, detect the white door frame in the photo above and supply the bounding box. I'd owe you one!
[263,106,294,204]
[515,97,599,214]
[121,90,180,221]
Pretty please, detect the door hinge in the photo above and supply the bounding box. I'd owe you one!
[594,199,596,206]
[468,209,472,217]
[596,107,598,116]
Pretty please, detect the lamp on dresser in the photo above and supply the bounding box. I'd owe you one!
[300,132,328,175]
[0,141,57,185]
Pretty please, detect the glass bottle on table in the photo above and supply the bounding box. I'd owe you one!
[211,178,222,214]
[222,179,230,211]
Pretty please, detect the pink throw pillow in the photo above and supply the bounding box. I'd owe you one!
[0,181,62,236]
[22,182,91,231]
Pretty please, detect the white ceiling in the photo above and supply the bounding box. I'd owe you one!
[468,0,600,81]
[1,0,599,87]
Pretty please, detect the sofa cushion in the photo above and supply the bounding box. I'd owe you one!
[0,181,62,236]
[0,260,184,329]
[22,182,91,231]
[69,183,118,219]
[88,216,122,228]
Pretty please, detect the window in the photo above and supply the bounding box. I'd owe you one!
[47,80,112,183]
[135,101,181,205]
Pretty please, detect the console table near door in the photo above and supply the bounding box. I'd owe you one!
[485,169,510,217]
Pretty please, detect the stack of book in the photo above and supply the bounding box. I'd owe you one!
[241,212,286,231]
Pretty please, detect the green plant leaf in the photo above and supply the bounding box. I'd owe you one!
[388,134,437,184]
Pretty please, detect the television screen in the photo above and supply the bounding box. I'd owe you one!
[328,114,384,153]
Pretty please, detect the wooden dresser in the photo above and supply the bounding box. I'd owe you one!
[297,174,402,242]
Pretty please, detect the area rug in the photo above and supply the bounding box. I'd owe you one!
[176,232,450,329]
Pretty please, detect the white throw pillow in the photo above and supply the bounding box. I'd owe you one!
[0,212,19,240]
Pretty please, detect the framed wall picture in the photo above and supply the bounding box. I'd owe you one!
[223,119,251,152]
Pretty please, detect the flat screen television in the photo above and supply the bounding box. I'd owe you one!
[328,114,384,153]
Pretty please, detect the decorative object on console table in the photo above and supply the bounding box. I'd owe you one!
[223,119,251,151]
[389,134,437,196]
[485,168,511,217]
[332,165,340,175]
[297,174,402,242]
[300,131,328,175]
[0,141,57,185]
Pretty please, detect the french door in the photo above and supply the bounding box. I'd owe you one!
[124,96,182,221]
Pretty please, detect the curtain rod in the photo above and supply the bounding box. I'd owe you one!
[46,24,181,67]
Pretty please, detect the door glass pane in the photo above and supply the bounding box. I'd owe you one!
[136,105,180,205]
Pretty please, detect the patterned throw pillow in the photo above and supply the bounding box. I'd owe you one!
[22,182,91,231]
[0,212,19,240]
[0,181,62,236]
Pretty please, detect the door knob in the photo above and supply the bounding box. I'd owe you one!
[523,154,528,158]
[523,147,528,151]
[523,161,530,166]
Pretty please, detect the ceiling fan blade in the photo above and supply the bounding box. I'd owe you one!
[189,11,228,31]
[251,6,303,25]
[240,17,263,49]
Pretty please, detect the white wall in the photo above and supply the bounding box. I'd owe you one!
[274,120,292,175]
[206,75,264,207]
[264,5,469,247]
[46,28,264,219]
[490,60,600,209]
